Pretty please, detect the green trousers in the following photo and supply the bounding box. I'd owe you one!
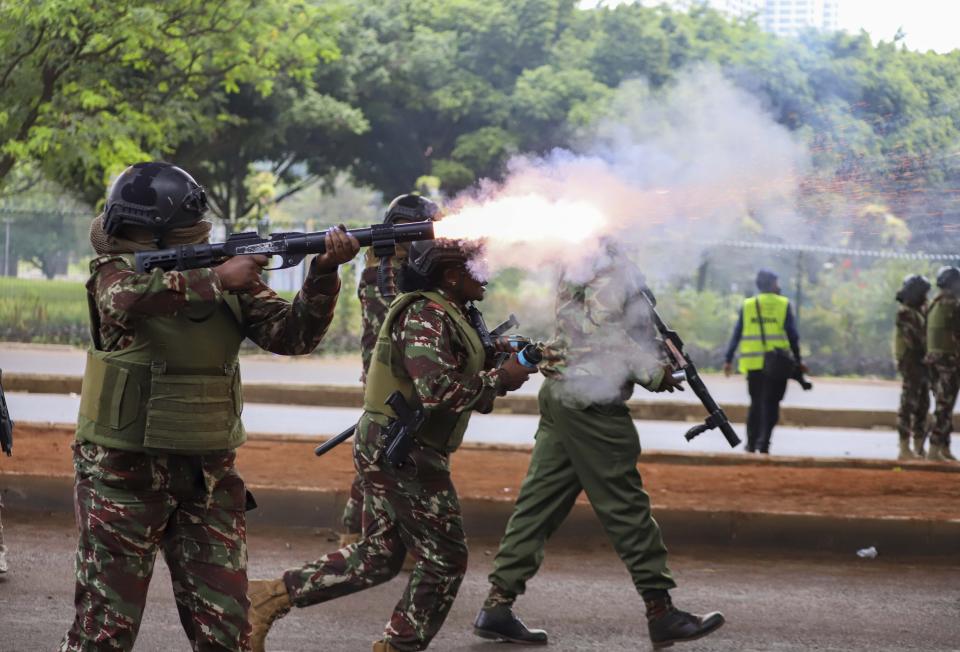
[489,379,675,598]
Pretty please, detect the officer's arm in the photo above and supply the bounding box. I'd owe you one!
[724,307,744,364]
[238,258,341,355]
[784,304,802,363]
[399,304,501,414]
[93,256,223,324]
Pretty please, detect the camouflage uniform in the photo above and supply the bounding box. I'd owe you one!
[283,290,504,651]
[926,292,960,450]
[485,261,677,609]
[895,304,929,449]
[60,255,340,652]
[342,252,405,535]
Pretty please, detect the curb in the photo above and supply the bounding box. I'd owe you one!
[3,472,957,556]
[3,372,919,430]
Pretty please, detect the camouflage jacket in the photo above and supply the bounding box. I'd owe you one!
[541,263,666,404]
[895,304,926,367]
[390,290,502,415]
[88,254,340,354]
[359,251,405,380]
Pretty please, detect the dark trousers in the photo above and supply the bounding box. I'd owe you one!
[746,370,788,452]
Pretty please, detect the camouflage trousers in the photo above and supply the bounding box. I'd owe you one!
[340,472,364,534]
[897,361,930,442]
[59,442,250,652]
[928,355,960,447]
[283,414,469,651]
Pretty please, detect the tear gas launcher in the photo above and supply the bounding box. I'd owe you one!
[135,221,437,273]
[639,287,742,448]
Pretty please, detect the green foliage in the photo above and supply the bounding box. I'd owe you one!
[0,277,89,344]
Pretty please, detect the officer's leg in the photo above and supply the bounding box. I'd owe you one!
[487,391,582,602]
[60,444,173,652]
[340,473,365,539]
[381,445,468,651]
[162,453,250,652]
[745,371,764,451]
[915,376,931,454]
[930,364,959,448]
[559,401,675,594]
[758,375,788,453]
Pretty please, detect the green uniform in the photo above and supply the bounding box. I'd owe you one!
[925,291,960,448]
[283,289,505,651]
[895,304,929,445]
[60,251,341,652]
[487,263,675,606]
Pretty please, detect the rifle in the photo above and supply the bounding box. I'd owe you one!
[0,370,13,456]
[465,304,542,369]
[135,220,436,273]
[639,288,742,448]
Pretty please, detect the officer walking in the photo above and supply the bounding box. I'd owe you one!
[473,248,724,650]
[924,266,960,462]
[58,161,359,651]
[894,275,931,460]
[338,194,440,550]
[247,239,534,652]
[723,269,805,453]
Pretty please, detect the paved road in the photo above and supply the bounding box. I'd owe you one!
[6,391,904,459]
[0,343,908,409]
[0,511,957,652]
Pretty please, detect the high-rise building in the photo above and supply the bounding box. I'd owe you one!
[636,0,841,37]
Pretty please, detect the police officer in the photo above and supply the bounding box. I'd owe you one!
[925,266,960,462]
[473,249,724,650]
[247,240,534,652]
[338,194,440,550]
[59,161,359,651]
[723,269,804,453]
[894,274,931,459]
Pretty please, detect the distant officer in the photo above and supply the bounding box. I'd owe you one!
[924,266,960,462]
[339,194,440,549]
[723,269,805,454]
[473,249,724,650]
[894,274,931,459]
[247,239,534,652]
[59,161,359,651]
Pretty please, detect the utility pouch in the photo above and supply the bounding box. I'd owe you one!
[142,362,244,452]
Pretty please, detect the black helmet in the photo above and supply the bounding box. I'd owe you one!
[896,274,931,306]
[103,162,208,236]
[935,266,960,291]
[406,239,477,277]
[383,194,440,224]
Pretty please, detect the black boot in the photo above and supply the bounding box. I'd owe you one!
[645,594,724,649]
[474,605,548,645]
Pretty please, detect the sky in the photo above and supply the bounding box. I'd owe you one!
[840,0,960,53]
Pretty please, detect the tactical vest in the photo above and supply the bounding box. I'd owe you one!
[363,290,486,453]
[926,293,960,355]
[894,306,924,362]
[76,257,246,453]
[738,293,790,374]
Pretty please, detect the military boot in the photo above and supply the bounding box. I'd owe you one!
[474,605,548,645]
[898,439,919,461]
[645,593,724,649]
[0,545,8,574]
[372,640,402,652]
[942,443,957,461]
[248,578,291,652]
[927,443,950,462]
[913,436,926,458]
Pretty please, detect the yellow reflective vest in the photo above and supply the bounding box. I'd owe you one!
[738,293,790,374]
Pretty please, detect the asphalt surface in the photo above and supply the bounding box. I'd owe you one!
[0,511,957,652]
[6,391,904,459]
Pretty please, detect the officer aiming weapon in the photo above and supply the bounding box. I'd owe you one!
[135,221,436,273]
[0,370,13,456]
[639,287,742,448]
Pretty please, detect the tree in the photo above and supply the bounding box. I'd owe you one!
[0,0,330,203]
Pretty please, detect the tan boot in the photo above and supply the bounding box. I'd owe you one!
[248,578,291,652]
[942,444,957,461]
[913,436,926,458]
[372,640,402,652]
[338,532,361,548]
[927,443,949,462]
[898,439,919,461]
